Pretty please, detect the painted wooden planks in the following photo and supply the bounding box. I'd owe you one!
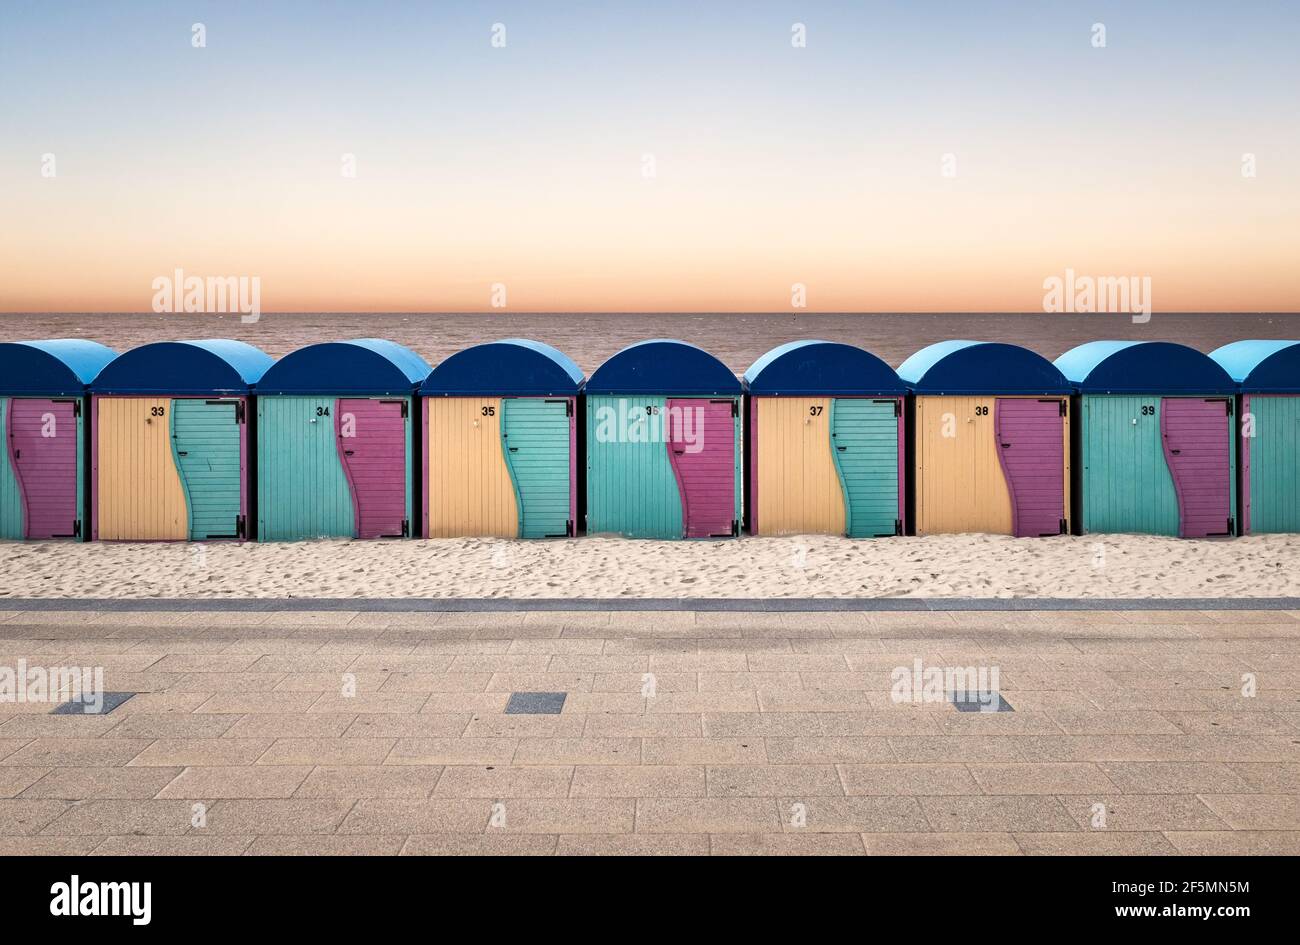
[501,397,572,538]
[337,398,409,539]
[586,395,683,539]
[1162,397,1234,538]
[1243,394,1300,534]
[425,397,517,538]
[994,398,1067,537]
[831,398,901,538]
[171,399,243,539]
[94,396,188,541]
[667,398,737,538]
[256,396,355,540]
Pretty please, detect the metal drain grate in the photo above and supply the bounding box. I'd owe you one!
[51,692,136,715]
[505,692,567,715]
[950,691,1014,713]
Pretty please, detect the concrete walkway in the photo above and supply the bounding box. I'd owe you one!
[2,607,1298,855]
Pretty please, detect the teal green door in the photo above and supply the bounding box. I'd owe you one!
[0,398,22,539]
[257,396,354,540]
[1081,395,1179,535]
[830,398,900,537]
[1247,395,1300,533]
[170,399,244,539]
[502,397,572,537]
[586,395,682,538]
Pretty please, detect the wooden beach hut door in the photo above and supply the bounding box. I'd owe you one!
[171,399,244,540]
[501,398,573,538]
[994,398,1067,537]
[7,398,80,539]
[1162,397,1233,538]
[667,398,736,538]
[830,398,901,538]
[337,398,408,539]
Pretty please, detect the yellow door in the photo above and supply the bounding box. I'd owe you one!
[914,395,1012,535]
[426,397,518,537]
[96,397,188,540]
[755,397,845,535]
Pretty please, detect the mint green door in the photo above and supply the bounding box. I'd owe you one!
[1081,395,1179,535]
[0,398,22,539]
[1247,395,1300,533]
[586,395,682,538]
[502,397,572,538]
[830,398,901,537]
[257,396,354,540]
[171,399,244,539]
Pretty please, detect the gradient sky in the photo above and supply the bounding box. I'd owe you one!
[1,0,1297,313]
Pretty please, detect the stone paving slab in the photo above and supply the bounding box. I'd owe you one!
[0,608,1296,855]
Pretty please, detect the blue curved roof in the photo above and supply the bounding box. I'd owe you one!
[421,339,583,396]
[1209,340,1300,393]
[1055,341,1235,394]
[0,339,117,396]
[91,340,272,395]
[744,340,904,396]
[585,339,741,396]
[898,341,1069,395]
[257,339,430,395]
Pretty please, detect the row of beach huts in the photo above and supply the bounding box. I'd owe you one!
[0,336,1296,543]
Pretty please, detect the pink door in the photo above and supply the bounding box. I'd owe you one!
[336,399,408,538]
[1162,397,1232,538]
[667,399,736,538]
[995,398,1066,537]
[8,399,80,539]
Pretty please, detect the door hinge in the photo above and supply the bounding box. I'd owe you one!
[731,519,739,537]
[1228,517,1235,534]
[401,518,410,537]
[567,400,573,417]
[73,400,82,417]
[895,399,902,417]
[1060,400,1067,417]
[401,401,409,419]
[567,519,574,537]
[235,401,246,424]
[895,518,903,535]
[236,515,246,538]
[1060,518,1068,534]
[73,519,82,537]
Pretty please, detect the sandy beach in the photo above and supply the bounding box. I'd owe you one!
[3,533,1298,600]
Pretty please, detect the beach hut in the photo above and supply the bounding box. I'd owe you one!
[899,341,1072,537]
[1210,340,1300,534]
[0,340,116,540]
[90,339,271,541]
[255,339,429,541]
[743,340,905,537]
[420,339,582,538]
[585,339,742,539]
[1055,341,1237,538]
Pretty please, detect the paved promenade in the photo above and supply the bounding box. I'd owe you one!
[2,607,1298,855]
